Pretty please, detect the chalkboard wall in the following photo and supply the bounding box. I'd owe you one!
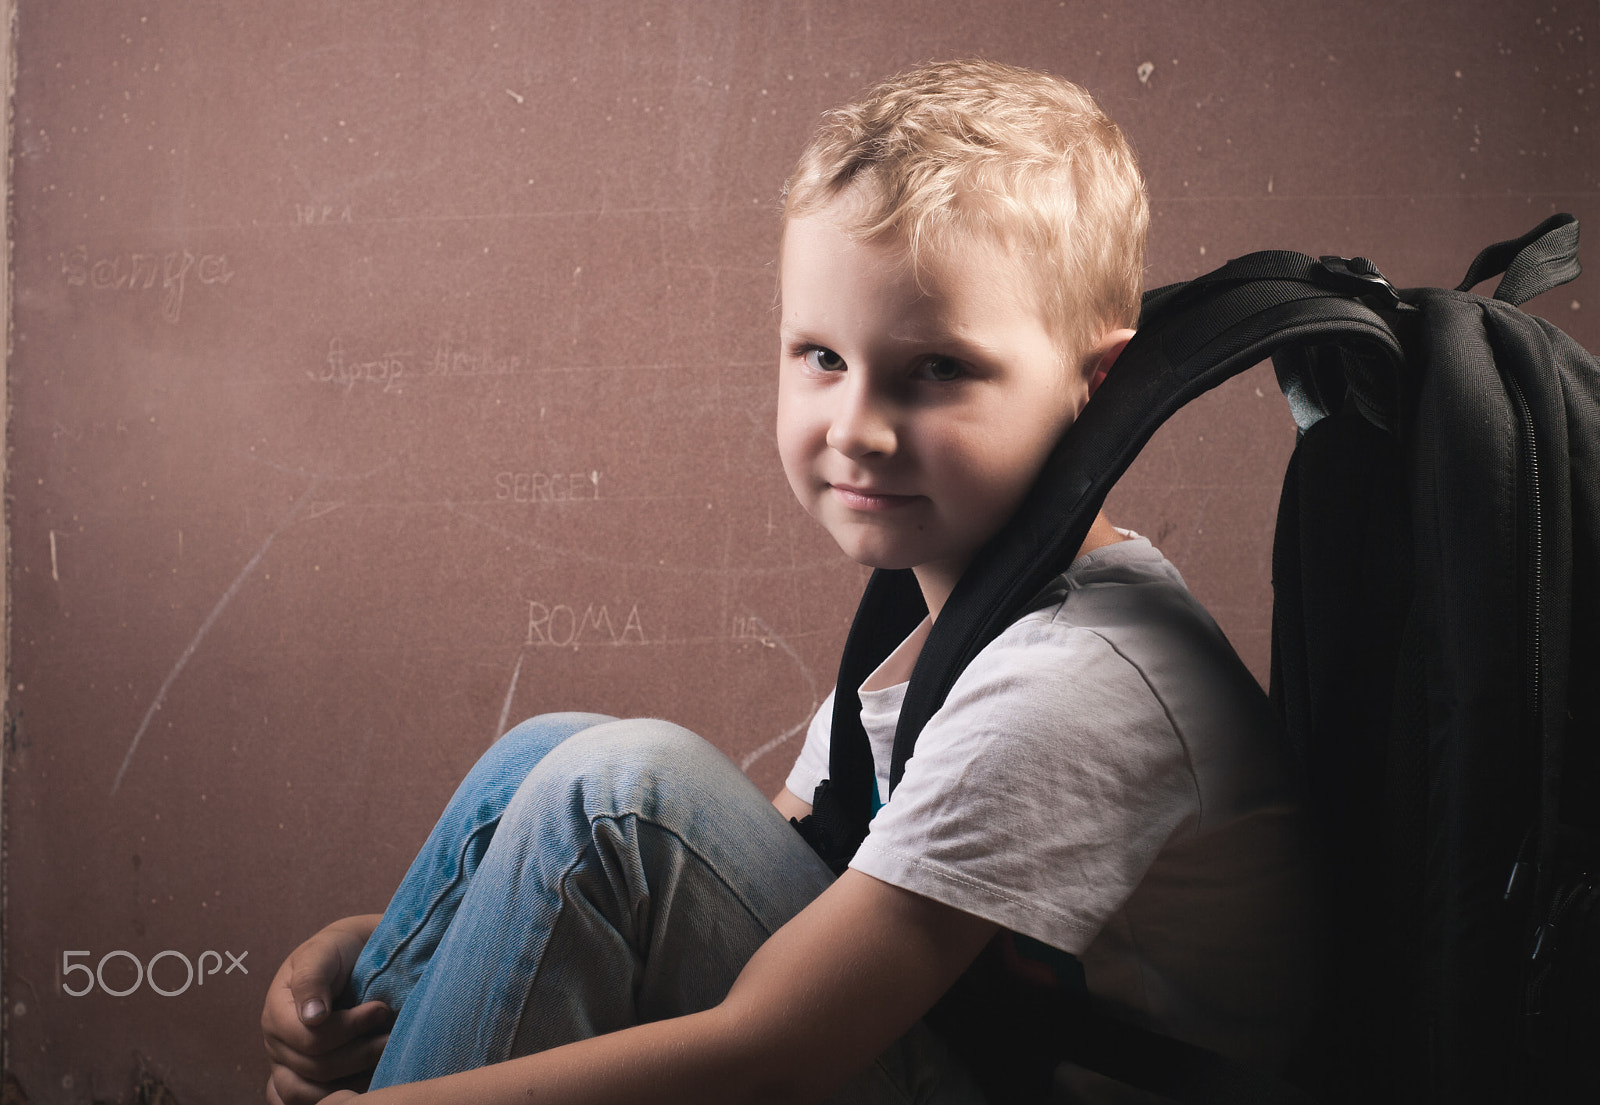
[5,2,1595,1101]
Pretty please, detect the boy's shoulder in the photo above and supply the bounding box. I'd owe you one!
[956,530,1274,766]
[1006,531,1213,653]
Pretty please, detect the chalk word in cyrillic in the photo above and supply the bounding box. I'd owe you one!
[312,337,405,393]
[294,204,352,225]
[62,246,234,324]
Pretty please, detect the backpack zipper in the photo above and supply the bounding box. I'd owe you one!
[1505,369,1555,1024]
[1503,371,1543,725]
[1501,369,1543,917]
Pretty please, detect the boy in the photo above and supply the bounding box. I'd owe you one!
[261,60,1318,1104]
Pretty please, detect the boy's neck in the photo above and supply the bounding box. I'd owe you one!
[913,509,1128,624]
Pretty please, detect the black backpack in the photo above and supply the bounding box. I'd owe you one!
[795,214,1600,1103]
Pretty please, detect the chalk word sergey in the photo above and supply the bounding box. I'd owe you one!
[62,948,248,998]
[526,602,646,648]
[495,471,600,503]
[62,246,234,324]
[428,333,522,377]
[313,337,405,393]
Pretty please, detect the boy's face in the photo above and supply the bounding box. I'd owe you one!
[776,199,1093,615]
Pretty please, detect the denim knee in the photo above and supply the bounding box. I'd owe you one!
[510,718,758,831]
[470,711,619,783]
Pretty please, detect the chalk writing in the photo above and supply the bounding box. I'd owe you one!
[495,471,600,503]
[313,337,406,393]
[731,615,770,640]
[294,204,353,225]
[62,245,233,324]
[429,333,521,377]
[526,602,646,648]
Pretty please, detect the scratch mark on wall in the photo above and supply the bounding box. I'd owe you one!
[737,616,821,773]
[235,448,398,484]
[111,478,324,795]
[49,530,59,583]
[300,500,345,524]
[494,653,524,742]
[445,500,848,577]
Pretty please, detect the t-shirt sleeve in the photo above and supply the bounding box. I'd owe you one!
[783,687,835,804]
[848,618,1200,956]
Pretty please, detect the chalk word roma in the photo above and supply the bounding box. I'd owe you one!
[526,602,646,648]
[314,337,405,393]
[495,471,600,503]
[62,948,247,998]
[62,246,234,324]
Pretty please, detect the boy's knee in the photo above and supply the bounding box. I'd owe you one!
[497,711,619,747]
[474,711,619,779]
[546,717,721,780]
[527,718,751,821]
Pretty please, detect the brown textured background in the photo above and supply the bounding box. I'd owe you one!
[4,1,1596,1101]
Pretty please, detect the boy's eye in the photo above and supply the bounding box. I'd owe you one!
[917,356,964,382]
[804,347,846,372]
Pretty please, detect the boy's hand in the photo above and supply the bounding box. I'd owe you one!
[261,915,394,1105]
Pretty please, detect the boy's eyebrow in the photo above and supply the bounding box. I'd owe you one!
[887,326,1004,360]
[780,323,1005,361]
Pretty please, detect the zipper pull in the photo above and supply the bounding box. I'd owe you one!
[1504,858,1531,902]
[1504,827,1535,902]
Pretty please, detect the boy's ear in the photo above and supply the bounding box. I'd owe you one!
[1084,328,1136,398]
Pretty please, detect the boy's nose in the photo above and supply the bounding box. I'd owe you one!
[825,378,898,459]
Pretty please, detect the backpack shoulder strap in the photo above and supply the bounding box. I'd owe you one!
[887,255,1405,787]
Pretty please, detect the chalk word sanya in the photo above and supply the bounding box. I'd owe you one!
[495,471,600,503]
[61,246,234,324]
[526,602,646,648]
[62,948,247,998]
[313,337,405,393]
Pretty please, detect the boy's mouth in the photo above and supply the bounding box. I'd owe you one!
[830,483,920,512]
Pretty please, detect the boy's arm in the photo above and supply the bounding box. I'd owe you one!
[334,870,997,1105]
[772,786,812,820]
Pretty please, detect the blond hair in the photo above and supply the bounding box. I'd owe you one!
[782,59,1148,365]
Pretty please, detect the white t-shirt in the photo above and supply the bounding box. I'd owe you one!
[785,535,1322,1067]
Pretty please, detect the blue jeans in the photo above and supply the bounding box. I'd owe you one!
[344,713,985,1103]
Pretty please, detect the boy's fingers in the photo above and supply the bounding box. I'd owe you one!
[263,992,391,1073]
[342,999,395,1036]
[272,1009,391,1077]
[266,1063,335,1105]
[287,955,343,1026]
[267,1062,371,1105]
[265,1011,390,1079]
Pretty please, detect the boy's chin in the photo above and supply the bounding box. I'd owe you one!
[831,539,943,575]
[832,543,920,572]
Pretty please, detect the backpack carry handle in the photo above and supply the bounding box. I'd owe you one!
[1454,212,1581,306]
